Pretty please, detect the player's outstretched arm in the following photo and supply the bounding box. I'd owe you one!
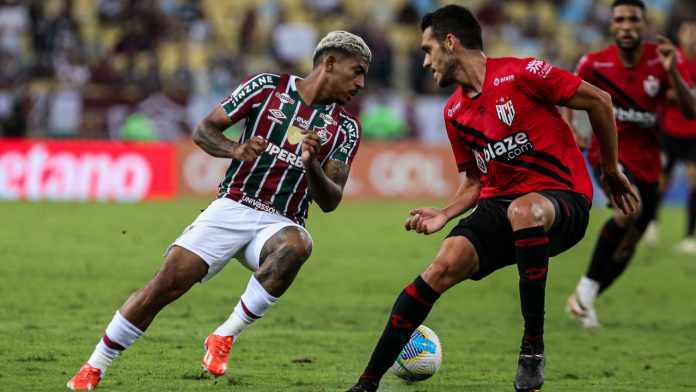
[564,81,639,215]
[405,170,481,235]
[301,131,347,212]
[657,34,696,119]
[193,106,267,160]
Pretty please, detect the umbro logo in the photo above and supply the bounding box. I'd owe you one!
[267,108,286,125]
[268,109,286,120]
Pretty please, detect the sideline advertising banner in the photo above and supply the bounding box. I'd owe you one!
[0,140,177,201]
[176,141,459,199]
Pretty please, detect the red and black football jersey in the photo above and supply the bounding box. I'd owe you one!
[660,54,696,139]
[444,57,592,202]
[577,43,692,182]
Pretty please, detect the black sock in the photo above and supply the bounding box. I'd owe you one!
[359,276,440,387]
[514,226,549,351]
[688,189,696,237]
[586,218,627,283]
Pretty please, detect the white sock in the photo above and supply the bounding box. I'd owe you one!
[87,311,144,374]
[576,276,600,306]
[214,276,278,337]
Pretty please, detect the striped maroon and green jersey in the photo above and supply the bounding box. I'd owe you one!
[217,73,361,226]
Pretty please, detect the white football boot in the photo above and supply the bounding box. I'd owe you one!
[675,238,696,255]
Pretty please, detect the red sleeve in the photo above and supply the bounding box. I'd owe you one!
[445,121,476,173]
[675,50,694,87]
[575,55,593,81]
[517,58,583,105]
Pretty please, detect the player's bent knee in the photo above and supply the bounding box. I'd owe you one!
[507,200,547,228]
[272,227,313,264]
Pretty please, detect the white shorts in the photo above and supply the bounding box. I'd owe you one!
[167,197,311,282]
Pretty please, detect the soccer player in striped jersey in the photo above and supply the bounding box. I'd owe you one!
[67,31,371,390]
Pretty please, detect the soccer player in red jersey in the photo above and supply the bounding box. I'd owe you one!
[566,0,696,329]
[654,21,696,254]
[66,31,370,390]
[346,5,637,392]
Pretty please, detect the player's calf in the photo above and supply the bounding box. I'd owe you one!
[204,227,312,376]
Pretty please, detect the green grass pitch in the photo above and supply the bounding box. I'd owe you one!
[1,200,695,391]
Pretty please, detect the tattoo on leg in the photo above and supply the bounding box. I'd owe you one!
[255,227,312,297]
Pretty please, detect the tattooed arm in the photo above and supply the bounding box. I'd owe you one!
[304,158,349,212]
[298,130,348,212]
[193,106,266,160]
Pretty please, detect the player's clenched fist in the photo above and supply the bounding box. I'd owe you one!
[232,136,267,161]
[656,34,677,71]
[301,131,321,163]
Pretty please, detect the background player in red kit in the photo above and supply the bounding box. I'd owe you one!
[66,31,370,390]
[346,5,637,392]
[651,20,696,255]
[566,0,696,329]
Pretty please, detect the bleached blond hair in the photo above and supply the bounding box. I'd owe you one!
[312,30,372,66]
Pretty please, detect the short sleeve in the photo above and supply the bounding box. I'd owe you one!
[517,58,583,105]
[575,55,593,81]
[220,73,278,124]
[328,114,361,166]
[445,120,476,173]
[674,50,694,87]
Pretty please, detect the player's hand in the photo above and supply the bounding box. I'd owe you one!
[600,166,640,216]
[231,136,267,161]
[657,34,677,72]
[301,131,321,163]
[404,207,448,235]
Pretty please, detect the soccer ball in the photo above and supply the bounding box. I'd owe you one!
[390,324,442,382]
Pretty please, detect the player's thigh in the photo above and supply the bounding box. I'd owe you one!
[422,236,479,293]
[239,219,313,271]
[167,198,259,282]
[445,198,515,282]
[536,190,591,257]
[150,245,209,293]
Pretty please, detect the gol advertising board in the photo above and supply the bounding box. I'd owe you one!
[0,139,176,201]
[177,141,459,199]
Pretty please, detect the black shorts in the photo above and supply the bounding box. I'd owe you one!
[662,133,696,165]
[591,166,659,232]
[447,190,590,281]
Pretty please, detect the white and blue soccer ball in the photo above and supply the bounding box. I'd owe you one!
[390,324,442,382]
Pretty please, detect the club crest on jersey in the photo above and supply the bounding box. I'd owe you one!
[275,92,295,105]
[495,97,515,126]
[643,75,660,97]
[320,113,337,126]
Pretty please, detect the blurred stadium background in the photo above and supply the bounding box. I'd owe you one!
[0,0,694,203]
[2,1,696,391]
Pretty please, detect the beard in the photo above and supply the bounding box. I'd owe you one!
[437,57,457,88]
[615,35,642,51]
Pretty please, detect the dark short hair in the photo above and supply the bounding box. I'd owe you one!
[420,5,483,50]
[611,0,645,10]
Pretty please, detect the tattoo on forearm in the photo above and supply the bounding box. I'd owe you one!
[324,160,350,189]
[194,122,238,158]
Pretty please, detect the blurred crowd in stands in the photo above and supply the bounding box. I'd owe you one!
[0,0,693,142]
